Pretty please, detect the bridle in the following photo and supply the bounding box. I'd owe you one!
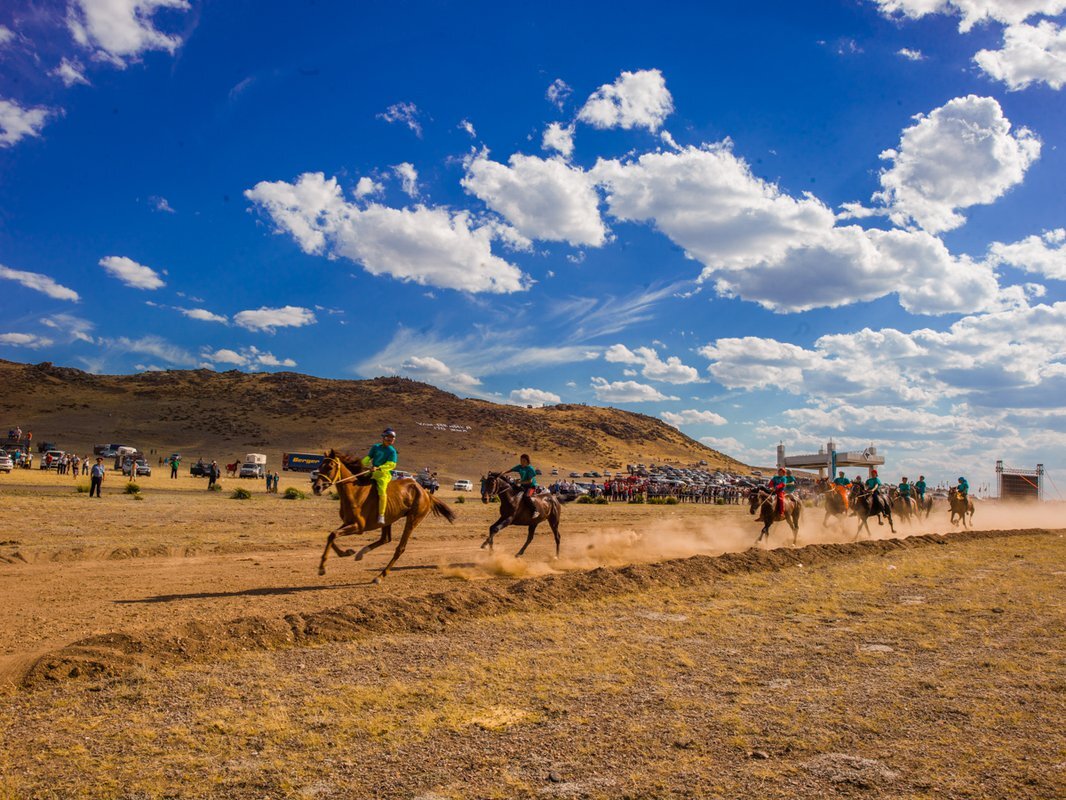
[313,456,370,491]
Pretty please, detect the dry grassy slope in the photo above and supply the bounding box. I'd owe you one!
[0,360,748,479]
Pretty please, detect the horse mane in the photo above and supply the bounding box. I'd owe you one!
[328,449,363,472]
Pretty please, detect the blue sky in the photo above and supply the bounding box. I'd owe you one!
[2,0,1066,493]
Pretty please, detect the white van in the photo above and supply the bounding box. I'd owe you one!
[453,479,474,491]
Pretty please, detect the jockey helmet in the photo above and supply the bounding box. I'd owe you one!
[958,476,965,481]
[871,468,877,475]
[383,428,396,438]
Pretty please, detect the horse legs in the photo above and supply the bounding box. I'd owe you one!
[319,521,366,575]
[481,516,512,551]
[354,524,392,561]
[374,510,426,584]
[516,524,538,557]
[549,513,561,558]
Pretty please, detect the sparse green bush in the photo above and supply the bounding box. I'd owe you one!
[576,494,594,504]
[488,495,499,503]
[664,496,679,505]
[715,498,725,505]
[208,483,222,492]
[75,484,89,493]
[133,493,144,501]
[329,491,340,501]
[283,487,306,500]
[455,495,465,504]
[125,482,140,495]
[231,487,252,500]
[628,496,645,504]
[593,496,609,505]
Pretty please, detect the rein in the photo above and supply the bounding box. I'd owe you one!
[316,457,371,489]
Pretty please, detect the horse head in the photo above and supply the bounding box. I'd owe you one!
[311,450,341,496]
[481,472,504,504]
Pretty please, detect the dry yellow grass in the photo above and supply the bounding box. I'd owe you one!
[0,526,1062,798]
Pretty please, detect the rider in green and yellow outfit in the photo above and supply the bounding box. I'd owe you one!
[506,454,540,519]
[361,428,398,525]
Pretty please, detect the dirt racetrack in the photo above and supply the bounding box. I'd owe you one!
[1,470,1064,798]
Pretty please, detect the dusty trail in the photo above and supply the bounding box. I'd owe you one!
[2,470,1060,687]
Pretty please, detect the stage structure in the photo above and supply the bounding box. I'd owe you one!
[995,461,1043,502]
[776,441,885,479]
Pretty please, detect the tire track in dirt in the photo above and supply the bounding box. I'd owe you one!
[19,528,1058,690]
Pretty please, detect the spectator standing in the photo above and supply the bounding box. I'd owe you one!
[82,456,90,475]
[170,454,180,479]
[89,457,105,497]
[71,455,80,477]
[207,460,220,489]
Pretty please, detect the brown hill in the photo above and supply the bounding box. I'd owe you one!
[0,360,748,480]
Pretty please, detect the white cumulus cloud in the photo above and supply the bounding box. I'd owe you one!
[180,308,228,323]
[661,409,728,427]
[462,152,607,247]
[578,69,674,132]
[0,99,53,147]
[989,228,1066,279]
[546,78,572,110]
[246,172,530,294]
[50,58,91,86]
[68,0,191,67]
[510,387,561,406]
[232,305,316,333]
[873,95,1040,233]
[393,162,419,197]
[396,355,481,392]
[975,19,1066,90]
[201,345,296,369]
[99,255,166,289]
[354,177,383,198]
[542,122,575,158]
[604,344,701,383]
[0,333,54,348]
[871,1,1066,32]
[590,377,679,402]
[0,264,80,301]
[377,101,422,137]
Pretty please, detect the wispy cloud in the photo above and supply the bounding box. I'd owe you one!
[0,264,80,301]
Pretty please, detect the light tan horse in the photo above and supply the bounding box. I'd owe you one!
[311,449,456,583]
[948,488,975,528]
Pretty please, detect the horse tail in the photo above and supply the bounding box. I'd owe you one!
[429,493,457,524]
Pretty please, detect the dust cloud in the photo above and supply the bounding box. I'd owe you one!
[442,499,1065,580]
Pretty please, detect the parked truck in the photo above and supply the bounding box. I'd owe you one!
[282,452,324,473]
[239,453,267,479]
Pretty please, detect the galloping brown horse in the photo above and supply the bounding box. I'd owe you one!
[748,486,801,546]
[311,449,456,582]
[480,473,562,557]
[815,479,848,527]
[948,488,975,528]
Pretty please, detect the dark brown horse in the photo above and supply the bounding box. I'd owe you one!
[849,484,895,539]
[480,473,562,557]
[948,488,975,528]
[888,488,917,525]
[748,486,801,546]
[311,449,456,582]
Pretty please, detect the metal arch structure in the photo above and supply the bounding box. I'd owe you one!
[995,460,1043,502]
[776,440,885,479]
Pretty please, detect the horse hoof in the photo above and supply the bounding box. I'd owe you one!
[340,549,354,558]
[318,567,325,577]
[372,576,382,585]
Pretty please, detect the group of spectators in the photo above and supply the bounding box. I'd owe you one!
[44,452,91,475]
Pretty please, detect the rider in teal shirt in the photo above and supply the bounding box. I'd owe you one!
[360,428,398,525]
[506,454,540,518]
[956,477,969,497]
[914,476,927,501]
[833,471,850,487]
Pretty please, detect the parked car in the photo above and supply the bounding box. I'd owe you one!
[550,468,559,475]
[40,450,65,469]
[453,479,474,491]
[416,474,440,493]
[0,452,13,473]
[569,472,581,478]
[122,458,152,477]
[190,461,210,477]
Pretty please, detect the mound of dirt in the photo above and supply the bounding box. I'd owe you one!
[19,528,1053,690]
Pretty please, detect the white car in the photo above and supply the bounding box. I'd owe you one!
[0,452,13,473]
[453,479,474,491]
